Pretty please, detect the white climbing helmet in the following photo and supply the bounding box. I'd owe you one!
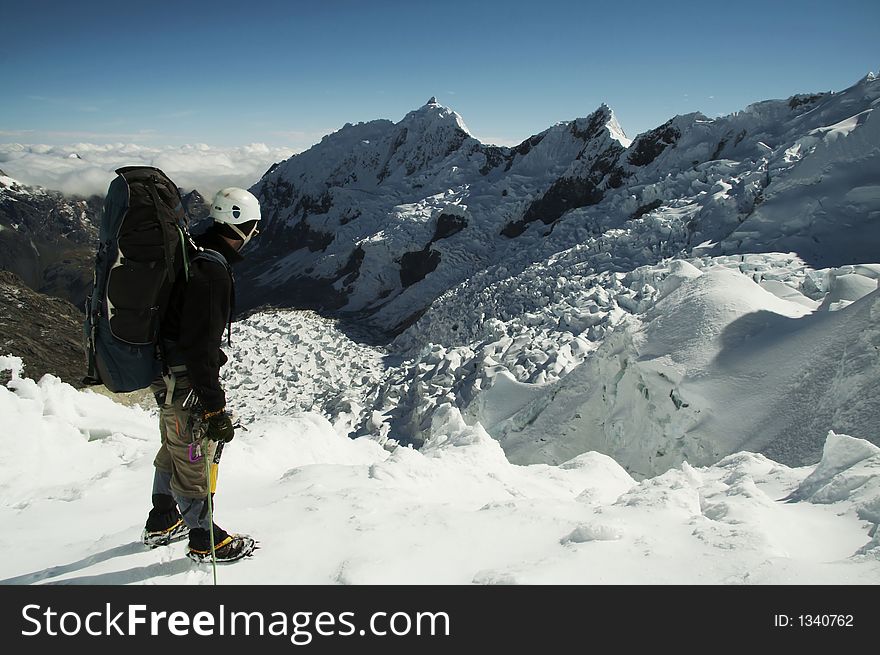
[210,187,261,246]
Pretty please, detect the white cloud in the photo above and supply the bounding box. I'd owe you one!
[0,142,298,197]
[0,130,36,138]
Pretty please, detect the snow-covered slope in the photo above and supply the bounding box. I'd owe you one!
[241,99,630,330]
[3,75,879,586]
[300,249,875,478]
[242,74,879,340]
[221,310,390,437]
[2,362,879,585]
[220,74,880,477]
[494,267,880,476]
[718,76,880,265]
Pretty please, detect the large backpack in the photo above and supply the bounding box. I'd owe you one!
[83,166,193,393]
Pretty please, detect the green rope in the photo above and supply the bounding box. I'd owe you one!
[204,438,217,585]
[177,225,191,281]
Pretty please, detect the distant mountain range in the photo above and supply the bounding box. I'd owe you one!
[0,171,99,312]
[0,173,212,312]
[2,74,878,463]
[0,174,211,387]
[241,74,879,338]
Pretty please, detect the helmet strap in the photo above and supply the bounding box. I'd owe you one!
[226,222,253,247]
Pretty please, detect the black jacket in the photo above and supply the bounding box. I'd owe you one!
[161,226,243,412]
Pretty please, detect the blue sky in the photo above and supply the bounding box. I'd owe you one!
[1,0,877,150]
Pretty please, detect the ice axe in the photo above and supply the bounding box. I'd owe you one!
[207,415,246,473]
[182,390,247,584]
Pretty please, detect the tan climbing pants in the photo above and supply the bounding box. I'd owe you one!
[151,375,219,499]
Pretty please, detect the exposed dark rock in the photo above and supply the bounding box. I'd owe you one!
[378,127,409,183]
[500,219,530,238]
[39,250,94,312]
[480,145,509,175]
[432,213,467,241]
[289,216,335,252]
[182,189,210,221]
[442,129,470,160]
[504,137,627,237]
[257,178,294,213]
[298,191,333,217]
[400,247,441,288]
[571,109,611,143]
[628,120,681,167]
[339,209,361,225]
[598,148,627,189]
[0,187,99,246]
[334,245,365,287]
[182,188,212,233]
[512,133,545,158]
[0,270,86,387]
[788,93,825,110]
[710,135,729,161]
[0,178,100,310]
[522,176,604,226]
[234,272,349,318]
[502,133,547,172]
[393,306,430,336]
[631,199,663,220]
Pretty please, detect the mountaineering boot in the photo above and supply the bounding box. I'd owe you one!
[142,493,189,548]
[143,518,189,548]
[186,525,256,563]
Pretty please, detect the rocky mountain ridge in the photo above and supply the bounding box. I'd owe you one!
[241,74,880,339]
[0,173,212,310]
[0,269,85,387]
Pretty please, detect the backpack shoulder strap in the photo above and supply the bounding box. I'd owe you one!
[192,247,231,272]
[191,247,236,345]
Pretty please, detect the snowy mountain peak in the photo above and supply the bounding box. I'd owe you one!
[244,72,880,352]
[857,70,880,95]
[603,106,631,147]
[0,170,19,188]
[402,98,472,137]
[567,104,629,147]
[5,75,880,588]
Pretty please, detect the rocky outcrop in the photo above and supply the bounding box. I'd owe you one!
[432,213,467,241]
[502,108,628,237]
[237,75,880,337]
[399,247,441,288]
[0,176,100,310]
[239,98,635,331]
[627,119,681,167]
[0,270,85,387]
[182,189,212,232]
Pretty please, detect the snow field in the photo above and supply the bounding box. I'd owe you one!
[1,365,878,585]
